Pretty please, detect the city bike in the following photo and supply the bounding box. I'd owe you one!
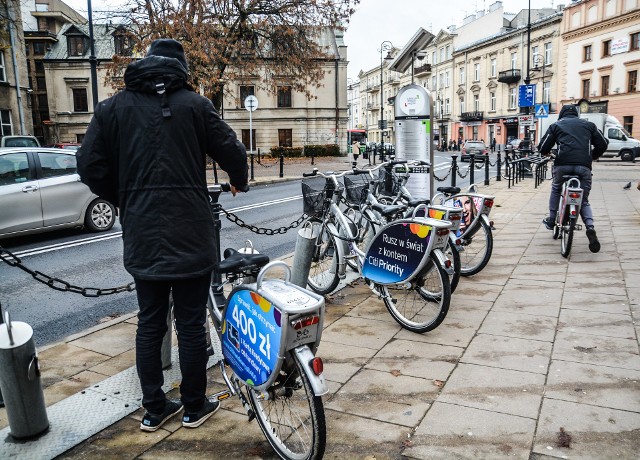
[302,169,453,333]
[552,175,583,258]
[203,183,328,460]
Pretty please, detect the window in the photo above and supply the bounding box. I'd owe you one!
[241,129,256,150]
[0,152,30,186]
[37,94,48,109]
[114,33,132,56]
[440,48,444,62]
[582,79,591,99]
[509,87,517,109]
[32,42,45,55]
[623,116,633,136]
[36,76,46,89]
[432,51,437,65]
[459,66,465,83]
[583,44,592,61]
[602,39,611,57]
[631,32,640,51]
[490,92,496,111]
[446,45,451,59]
[239,85,255,107]
[532,46,539,66]
[439,73,444,88]
[277,85,292,108]
[459,97,465,114]
[445,71,450,87]
[473,94,480,111]
[605,0,616,16]
[431,75,436,89]
[68,36,86,56]
[0,52,5,82]
[72,88,88,112]
[278,129,292,147]
[510,52,517,69]
[445,98,450,114]
[601,75,610,96]
[544,42,552,64]
[490,58,496,77]
[543,81,551,104]
[1,110,12,136]
[474,63,480,81]
[629,70,638,92]
[37,152,77,179]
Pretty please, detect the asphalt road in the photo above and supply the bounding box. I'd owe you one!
[0,157,488,347]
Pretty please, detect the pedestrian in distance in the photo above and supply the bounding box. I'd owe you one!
[352,140,361,161]
[490,137,496,153]
[538,104,608,253]
[77,38,248,432]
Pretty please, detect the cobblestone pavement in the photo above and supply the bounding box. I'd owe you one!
[1,158,639,459]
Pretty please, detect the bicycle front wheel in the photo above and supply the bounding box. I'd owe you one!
[306,219,340,295]
[444,240,461,293]
[561,216,576,258]
[378,254,451,333]
[459,218,493,276]
[248,351,326,460]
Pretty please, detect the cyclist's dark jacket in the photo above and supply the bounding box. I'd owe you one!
[77,55,247,280]
[537,104,608,168]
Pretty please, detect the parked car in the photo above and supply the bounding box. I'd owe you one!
[460,140,489,162]
[1,135,40,148]
[507,138,534,153]
[46,142,82,151]
[0,147,116,239]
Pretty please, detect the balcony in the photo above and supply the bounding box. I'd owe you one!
[414,63,432,75]
[460,111,484,122]
[498,69,521,84]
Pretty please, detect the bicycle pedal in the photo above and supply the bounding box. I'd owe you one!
[575,224,583,231]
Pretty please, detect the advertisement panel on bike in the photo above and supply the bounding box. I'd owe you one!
[362,218,450,285]
[222,281,324,390]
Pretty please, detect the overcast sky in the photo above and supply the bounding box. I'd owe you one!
[63,0,557,81]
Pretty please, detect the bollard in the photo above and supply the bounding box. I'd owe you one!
[311,151,315,166]
[484,155,490,186]
[0,311,49,439]
[249,153,255,181]
[279,153,284,178]
[469,154,475,185]
[212,162,219,184]
[496,152,502,181]
[290,222,319,288]
[161,306,173,369]
[451,155,458,187]
[257,147,261,164]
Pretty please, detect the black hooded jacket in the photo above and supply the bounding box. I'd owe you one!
[537,104,608,168]
[77,55,248,280]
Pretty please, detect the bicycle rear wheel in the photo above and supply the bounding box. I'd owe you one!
[445,240,461,293]
[561,215,576,258]
[345,212,376,271]
[306,220,340,295]
[378,254,451,333]
[459,218,493,276]
[248,351,326,460]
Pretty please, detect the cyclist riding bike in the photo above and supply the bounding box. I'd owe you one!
[537,104,608,253]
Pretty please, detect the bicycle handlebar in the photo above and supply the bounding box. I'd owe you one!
[207,183,250,194]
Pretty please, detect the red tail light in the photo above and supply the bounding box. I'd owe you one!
[437,228,450,236]
[311,357,324,376]
[449,214,461,221]
[569,192,581,199]
[292,315,320,330]
[571,209,577,216]
[455,238,461,245]
[444,259,452,268]
[484,199,494,208]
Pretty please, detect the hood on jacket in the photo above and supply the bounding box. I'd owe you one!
[559,104,579,119]
[123,55,188,93]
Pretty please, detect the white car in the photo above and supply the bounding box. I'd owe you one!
[0,147,116,239]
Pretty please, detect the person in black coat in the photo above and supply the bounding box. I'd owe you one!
[77,39,248,431]
[537,104,608,253]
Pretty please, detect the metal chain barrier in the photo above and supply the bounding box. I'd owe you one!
[474,160,485,170]
[456,165,471,179]
[0,245,136,296]
[256,156,280,168]
[222,207,307,235]
[433,164,453,182]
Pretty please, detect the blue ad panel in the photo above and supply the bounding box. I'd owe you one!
[362,221,431,284]
[222,289,282,387]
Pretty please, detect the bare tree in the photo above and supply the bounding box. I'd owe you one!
[106,0,358,107]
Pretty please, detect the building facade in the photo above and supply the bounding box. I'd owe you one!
[560,0,640,136]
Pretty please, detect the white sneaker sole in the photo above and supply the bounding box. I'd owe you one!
[182,402,220,428]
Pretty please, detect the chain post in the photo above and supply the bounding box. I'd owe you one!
[451,155,457,187]
[311,151,315,166]
[279,153,284,178]
[249,153,255,182]
[212,162,219,184]
[469,154,475,185]
[257,147,261,164]
[496,152,502,181]
[208,186,223,285]
[484,155,490,186]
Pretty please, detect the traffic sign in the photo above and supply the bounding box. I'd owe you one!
[518,114,534,126]
[534,104,549,118]
[244,95,258,112]
[518,84,536,107]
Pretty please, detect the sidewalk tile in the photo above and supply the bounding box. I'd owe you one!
[317,342,377,384]
[462,334,552,374]
[558,309,635,339]
[552,331,640,370]
[479,310,557,342]
[561,290,630,314]
[322,316,399,349]
[69,322,137,357]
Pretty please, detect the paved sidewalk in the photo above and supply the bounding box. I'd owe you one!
[1,159,639,459]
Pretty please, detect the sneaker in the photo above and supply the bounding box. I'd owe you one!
[182,400,220,428]
[140,399,183,432]
[586,227,600,253]
[542,217,554,231]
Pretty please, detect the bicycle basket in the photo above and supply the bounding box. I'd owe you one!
[343,173,370,206]
[301,176,334,218]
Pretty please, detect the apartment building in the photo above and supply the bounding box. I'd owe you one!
[560,0,640,136]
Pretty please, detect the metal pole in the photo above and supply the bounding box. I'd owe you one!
[451,155,458,187]
[469,154,475,185]
[496,152,502,181]
[484,156,490,186]
[87,0,99,109]
[523,0,532,143]
[279,153,284,178]
[249,153,255,181]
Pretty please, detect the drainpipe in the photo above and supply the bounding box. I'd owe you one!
[6,3,26,134]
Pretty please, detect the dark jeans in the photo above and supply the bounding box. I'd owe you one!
[134,274,210,414]
[549,164,594,227]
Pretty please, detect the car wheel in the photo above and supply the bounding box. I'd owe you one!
[85,198,115,232]
[620,150,633,162]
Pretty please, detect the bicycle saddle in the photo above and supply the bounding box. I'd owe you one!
[216,248,270,273]
[437,186,461,195]
[407,197,430,207]
[371,202,407,217]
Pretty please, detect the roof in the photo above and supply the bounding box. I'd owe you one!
[44,23,137,61]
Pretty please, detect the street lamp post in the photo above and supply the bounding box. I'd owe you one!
[87,0,99,109]
[379,40,393,159]
[523,0,532,144]
[436,94,445,151]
